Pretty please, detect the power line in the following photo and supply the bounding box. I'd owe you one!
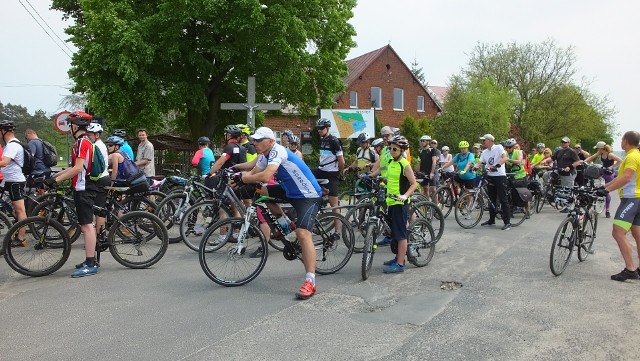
[18,0,72,59]
[23,0,76,55]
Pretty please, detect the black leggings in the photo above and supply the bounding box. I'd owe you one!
[486,176,510,224]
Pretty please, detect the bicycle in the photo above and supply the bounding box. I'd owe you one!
[359,176,436,280]
[434,171,461,218]
[549,186,599,276]
[198,191,355,287]
[2,183,169,277]
[454,173,530,229]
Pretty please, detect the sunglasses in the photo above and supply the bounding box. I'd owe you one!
[390,147,402,152]
[561,141,569,144]
[420,140,428,142]
[250,137,267,143]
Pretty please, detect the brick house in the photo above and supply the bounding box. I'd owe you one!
[263,44,441,141]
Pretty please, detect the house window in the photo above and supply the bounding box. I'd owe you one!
[393,88,404,111]
[349,91,358,108]
[370,87,382,109]
[417,96,425,112]
[274,131,282,144]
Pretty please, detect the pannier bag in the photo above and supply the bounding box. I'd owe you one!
[512,187,533,207]
[584,164,603,179]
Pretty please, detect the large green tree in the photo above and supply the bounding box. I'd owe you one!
[462,39,616,148]
[51,0,357,139]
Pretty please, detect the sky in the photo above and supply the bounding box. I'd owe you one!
[1,0,638,149]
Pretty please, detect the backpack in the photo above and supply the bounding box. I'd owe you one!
[523,153,533,176]
[88,144,107,181]
[39,139,58,167]
[116,151,145,184]
[9,139,36,176]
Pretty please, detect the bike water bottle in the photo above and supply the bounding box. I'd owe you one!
[285,223,298,243]
[277,215,292,235]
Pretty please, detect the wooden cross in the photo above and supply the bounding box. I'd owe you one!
[220,76,282,129]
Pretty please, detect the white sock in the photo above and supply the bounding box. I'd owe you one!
[306,272,316,286]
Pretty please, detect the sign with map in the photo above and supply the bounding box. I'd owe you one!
[319,109,375,139]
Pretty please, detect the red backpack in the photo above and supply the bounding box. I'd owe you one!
[523,153,533,176]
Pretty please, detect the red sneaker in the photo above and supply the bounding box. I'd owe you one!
[295,280,316,300]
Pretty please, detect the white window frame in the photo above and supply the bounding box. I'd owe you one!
[417,95,425,112]
[349,91,358,108]
[370,87,382,110]
[274,131,282,145]
[393,88,404,111]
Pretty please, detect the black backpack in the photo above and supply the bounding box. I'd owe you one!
[39,139,59,167]
[9,139,36,176]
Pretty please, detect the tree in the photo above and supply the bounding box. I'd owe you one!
[410,57,426,85]
[52,0,357,139]
[463,39,616,148]
[431,77,514,148]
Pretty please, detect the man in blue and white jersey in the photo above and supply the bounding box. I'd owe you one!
[234,127,322,300]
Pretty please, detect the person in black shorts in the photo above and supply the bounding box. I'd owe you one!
[0,120,28,246]
[207,125,248,216]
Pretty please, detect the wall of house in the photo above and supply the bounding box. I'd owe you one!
[262,114,314,140]
[335,48,438,128]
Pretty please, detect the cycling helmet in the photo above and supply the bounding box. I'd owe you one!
[503,138,517,147]
[289,135,300,144]
[420,135,432,141]
[112,129,127,138]
[536,142,546,148]
[87,123,103,133]
[459,140,470,148]
[236,124,251,135]
[371,138,384,147]
[389,135,410,150]
[105,136,124,146]
[442,146,450,152]
[282,129,294,139]
[315,118,332,128]
[224,124,242,136]
[357,132,370,143]
[391,127,401,136]
[198,136,210,145]
[67,111,93,126]
[0,120,16,131]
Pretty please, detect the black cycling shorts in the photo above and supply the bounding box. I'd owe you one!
[265,184,322,231]
[312,169,339,197]
[5,182,26,202]
[74,190,96,225]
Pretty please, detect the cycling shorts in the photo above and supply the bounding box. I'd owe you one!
[614,198,640,231]
[265,184,322,231]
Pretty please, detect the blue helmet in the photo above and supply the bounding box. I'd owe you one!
[106,136,125,147]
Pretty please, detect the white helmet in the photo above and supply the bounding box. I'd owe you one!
[442,146,450,151]
[420,135,431,141]
[371,138,384,147]
[87,123,103,133]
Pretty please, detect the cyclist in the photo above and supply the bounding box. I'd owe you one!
[503,138,528,187]
[584,141,623,218]
[288,135,303,159]
[439,146,454,172]
[367,135,417,273]
[371,138,384,155]
[417,135,439,196]
[281,129,294,147]
[596,131,640,282]
[530,143,547,176]
[86,123,111,237]
[47,111,101,277]
[237,124,258,162]
[0,120,28,247]
[440,141,476,190]
[312,118,344,240]
[105,136,147,186]
[191,137,215,176]
[344,132,378,174]
[474,134,511,230]
[207,125,247,177]
[111,129,134,160]
[233,127,322,299]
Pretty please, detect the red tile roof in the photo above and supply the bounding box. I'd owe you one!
[427,86,448,101]
[344,45,388,86]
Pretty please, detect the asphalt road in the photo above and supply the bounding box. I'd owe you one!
[2,195,640,361]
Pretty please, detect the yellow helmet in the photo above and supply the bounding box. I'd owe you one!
[458,140,470,148]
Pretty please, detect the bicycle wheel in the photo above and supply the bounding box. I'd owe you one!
[454,192,483,229]
[578,215,596,262]
[0,212,12,255]
[155,193,192,244]
[31,198,81,244]
[535,187,545,213]
[118,195,158,213]
[361,221,377,280]
[313,212,354,275]
[199,217,268,287]
[410,201,444,241]
[550,217,575,276]
[109,211,169,269]
[407,218,436,267]
[510,204,529,227]
[3,217,70,277]
[410,193,430,204]
[344,202,374,253]
[435,186,454,218]
[180,200,232,252]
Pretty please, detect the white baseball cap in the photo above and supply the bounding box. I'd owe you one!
[479,134,495,141]
[594,141,606,149]
[250,127,276,140]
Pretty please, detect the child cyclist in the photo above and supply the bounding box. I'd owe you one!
[366,135,417,273]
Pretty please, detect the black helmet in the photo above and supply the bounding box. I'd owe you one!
[315,118,331,128]
[389,135,410,150]
[112,129,127,138]
[198,136,210,145]
[224,124,242,137]
[67,111,93,126]
[0,120,16,131]
[357,132,370,143]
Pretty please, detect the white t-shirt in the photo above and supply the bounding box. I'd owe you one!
[95,139,110,178]
[2,139,27,182]
[479,144,507,176]
[440,153,454,172]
